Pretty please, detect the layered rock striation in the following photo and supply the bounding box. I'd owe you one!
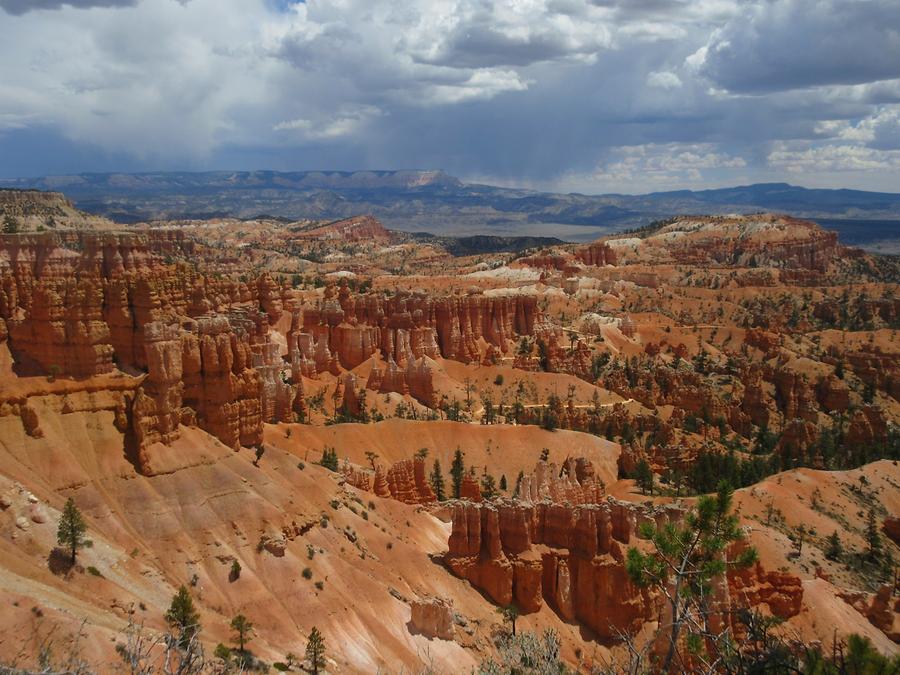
[445,496,669,637]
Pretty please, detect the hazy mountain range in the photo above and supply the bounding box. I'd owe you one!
[3,170,899,250]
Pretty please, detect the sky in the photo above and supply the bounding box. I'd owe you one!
[0,0,899,194]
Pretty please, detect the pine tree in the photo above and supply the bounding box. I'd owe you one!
[57,497,88,565]
[496,604,519,636]
[635,459,654,496]
[305,626,326,674]
[429,459,446,501]
[318,447,338,471]
[165,585,201,646]
[480,472,497,500]
[792,525,807,556]
[230,614,253,653]
[499,474,507,491]
[866,508,882,561]
[626,481,757,672]
[450,448,465,498]
[825,531,843,561]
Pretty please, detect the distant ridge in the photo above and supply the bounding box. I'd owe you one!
[3,171,899,249]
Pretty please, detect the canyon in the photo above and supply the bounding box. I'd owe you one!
[0,192,897,671]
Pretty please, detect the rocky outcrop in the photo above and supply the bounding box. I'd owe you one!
[816,375,850,412]
[845,406,888,447]
[366,356,437,407]
[373,465,390,498]
[577,242,618,267]
[409,597,455,640]
[459,471,482,502]
[134,309,301,459]
[7,278,116,377]
[447,498,802,641]
[773,369,819,424]
[516,458,606,505]
[446,498,663,637]
[289,215,391,243]
[300,287,539,366]
[726,540,803,619]
[341,461,372,492]
[341,455,438,504]
[180,314,265,450]
[385,457,437,504]
[866,585,900,642]
[132,322,186,470]
[883,516,900,547]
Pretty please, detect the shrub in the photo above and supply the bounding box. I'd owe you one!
[494,374,504,386]
[302,567,313,580]
[86,566,103,577]
[314,580,324,591]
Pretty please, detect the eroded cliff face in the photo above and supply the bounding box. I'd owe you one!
[341,456,436,505]
[295,284,540,368]
[445,496,665,637]
[445,459,803,642]
[0,232,298,467]
[135,308,313,465]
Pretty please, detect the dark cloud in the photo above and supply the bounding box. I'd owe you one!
[0,0,898,191]
[700,0,900,93]
[0,0,137,14]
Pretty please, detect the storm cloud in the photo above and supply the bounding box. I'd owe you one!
[0,0,898,192]
[0,0,137,14]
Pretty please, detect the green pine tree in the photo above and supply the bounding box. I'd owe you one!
[825,531,843,561]
[626,481,757,672]
[57,497,88,565]
[165,585,201,646]
[230,614,253,653]
[450,448,465,498]
[480,472,497,500]
[318,446,339,471]
[635,459,654,495]
[496,604,519,636]
[429,459,446,501]
[866,508,882,561]
[305,626,326,674]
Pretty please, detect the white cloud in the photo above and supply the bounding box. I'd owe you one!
[768,142,900,173]
[274,105,383,140]
[646,70,682,89]
[814,106,900,146]
[551,143,749,193]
